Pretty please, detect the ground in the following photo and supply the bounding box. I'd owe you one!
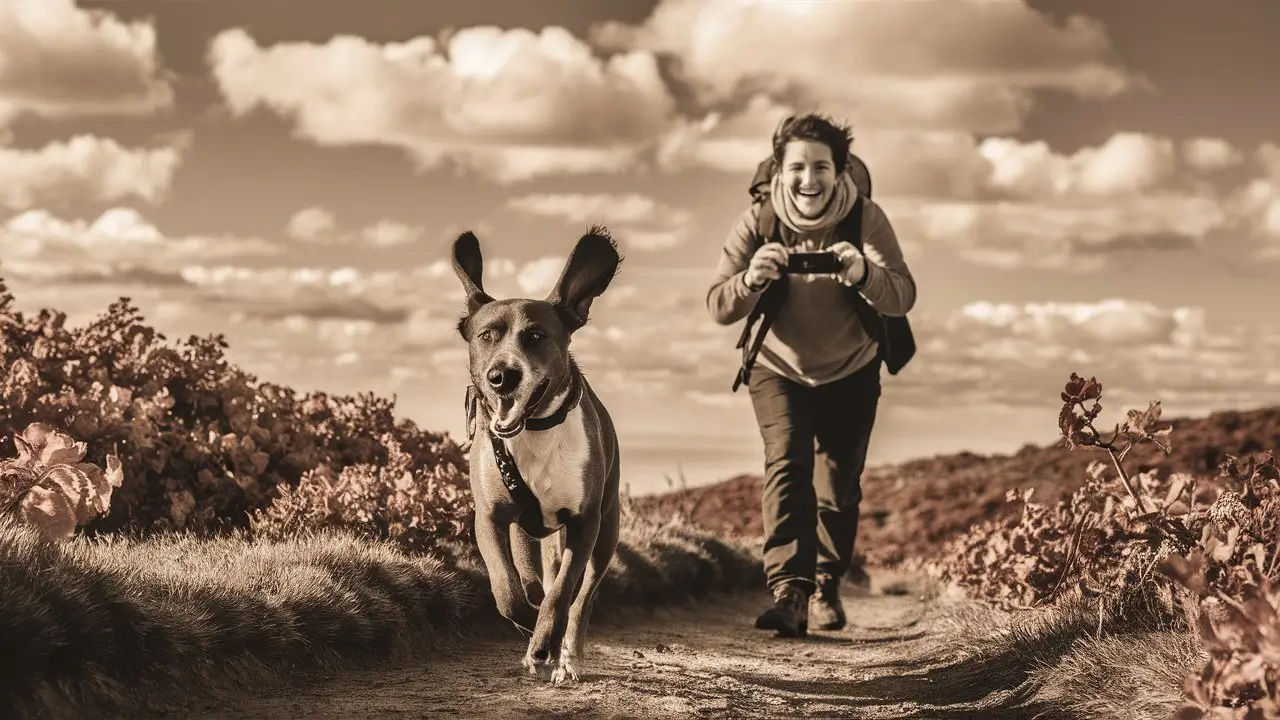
[166,569,1042,720]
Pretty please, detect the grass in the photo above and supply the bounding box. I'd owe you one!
[0,504,763,719]
[862,580,1205,719]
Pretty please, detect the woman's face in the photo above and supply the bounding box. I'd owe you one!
[781,139,837,218]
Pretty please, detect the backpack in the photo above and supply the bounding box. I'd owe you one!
[731,152,916,392]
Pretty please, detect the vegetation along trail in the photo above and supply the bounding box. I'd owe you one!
[171,570,1067,720]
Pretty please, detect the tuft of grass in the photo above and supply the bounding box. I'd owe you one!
[1,507,763,718]
[1027,629,1203,720]
[0,516,482,719]
[857,581,1194,718]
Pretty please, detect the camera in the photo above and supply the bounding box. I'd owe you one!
[786,251,841,274]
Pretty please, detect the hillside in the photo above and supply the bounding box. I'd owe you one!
[632,404,1280,566]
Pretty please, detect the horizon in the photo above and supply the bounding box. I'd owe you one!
[3,0,1277,496]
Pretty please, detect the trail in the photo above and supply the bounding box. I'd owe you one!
[168,571,1043,720]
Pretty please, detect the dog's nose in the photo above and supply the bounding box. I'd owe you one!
[486,364,522,395]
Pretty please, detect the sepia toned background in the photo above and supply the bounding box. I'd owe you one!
[2,0,1277,493]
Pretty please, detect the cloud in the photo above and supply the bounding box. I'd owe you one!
[285,206,431,247]
[895,298,1280,412]
[1227,143,1280,254]
[882,191,1222,271]
[505,193,694,251]
[948,299,1203,348]
[0,135,185,210]
[980,132,1180,198]
[360,220,425,247]
[0,0,173,125]
[1182,137,1244,171]
[593,0,1138,133]
[654,94,792,173]
[286,206,337,241]
[208,25,678,183]
[0,207,282,285]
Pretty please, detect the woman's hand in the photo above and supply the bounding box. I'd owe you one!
[744,244,789,290]
[829,241,867,286]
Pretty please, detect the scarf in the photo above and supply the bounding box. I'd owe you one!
[769,169,858,236]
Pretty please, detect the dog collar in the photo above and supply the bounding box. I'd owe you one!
[462,372,586,540]
[525,372,583,432]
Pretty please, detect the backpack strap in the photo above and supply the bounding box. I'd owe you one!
[732,198,789,392]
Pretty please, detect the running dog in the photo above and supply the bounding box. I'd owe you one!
[451,227,622,684]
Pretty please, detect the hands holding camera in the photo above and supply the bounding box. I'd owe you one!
[744,242,867,291]
[744,244,789,290]
[828,241,868,286]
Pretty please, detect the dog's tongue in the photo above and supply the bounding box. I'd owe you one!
[491,396,525,437]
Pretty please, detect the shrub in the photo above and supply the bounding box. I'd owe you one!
[249,433,474,554]
[0,278,471,540]
[929,373,1280,715]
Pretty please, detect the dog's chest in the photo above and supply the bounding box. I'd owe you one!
[505,408,589,528]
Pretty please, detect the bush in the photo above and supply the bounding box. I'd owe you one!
[250,433,473,554]
[928,373,1280,716]
[0,278,470,542]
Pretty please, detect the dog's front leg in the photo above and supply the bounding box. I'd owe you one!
[475,514,538,634]
[558,498,619,683]
[523,514,599,682]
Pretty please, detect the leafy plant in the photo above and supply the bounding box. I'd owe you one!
[0,422,124,541]
[0,280,471,540]
[931,372,1280,715]
[249,433,472,553]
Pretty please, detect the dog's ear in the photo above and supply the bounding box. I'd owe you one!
[545,225,622,333]
[451,231,496,314]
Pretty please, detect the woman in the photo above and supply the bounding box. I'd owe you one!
[706,112,917,637]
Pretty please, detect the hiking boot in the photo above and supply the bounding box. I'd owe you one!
[810,574,846,631]
[755,582,809,637]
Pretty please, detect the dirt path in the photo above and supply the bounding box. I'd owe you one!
[176,572,1030,720]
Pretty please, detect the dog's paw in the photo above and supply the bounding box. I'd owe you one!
[522,651,556,682]
[551,654,581,685]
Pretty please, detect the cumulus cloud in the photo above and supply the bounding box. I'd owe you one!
[207,25,678,183]
[0,0,173,124]
[878,298,1280,412]
[505,192,694,251]
[1227,143,1280,254]
[1182,137,1244,171]
[0,135,185,210]
[883,191,1222,270]
[286,206,336,241]
[0,207,281,284]
[285,206,432,247]
[593,0,1138,133]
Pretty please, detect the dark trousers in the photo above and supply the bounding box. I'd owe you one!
[747,357,881,595]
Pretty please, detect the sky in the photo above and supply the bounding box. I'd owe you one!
[1,0,1278,495]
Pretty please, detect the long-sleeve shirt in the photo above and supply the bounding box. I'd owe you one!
[706,197,916,387]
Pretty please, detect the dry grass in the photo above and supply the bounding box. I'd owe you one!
[0,507,762,718]
[1027,629,1203,720]
[841,580,1200,719]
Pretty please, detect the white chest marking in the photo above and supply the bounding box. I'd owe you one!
[505,405,589,530]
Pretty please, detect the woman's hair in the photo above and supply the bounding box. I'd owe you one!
[771,112,853,175]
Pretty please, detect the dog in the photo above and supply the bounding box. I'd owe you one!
[450,226,622,685]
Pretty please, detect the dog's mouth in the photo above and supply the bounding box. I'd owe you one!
[489,379,552,439]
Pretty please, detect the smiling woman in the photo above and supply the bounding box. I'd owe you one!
[706,111,917,639]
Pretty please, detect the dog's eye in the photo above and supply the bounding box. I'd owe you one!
[524,330,546,344]
[478,328,498,342]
